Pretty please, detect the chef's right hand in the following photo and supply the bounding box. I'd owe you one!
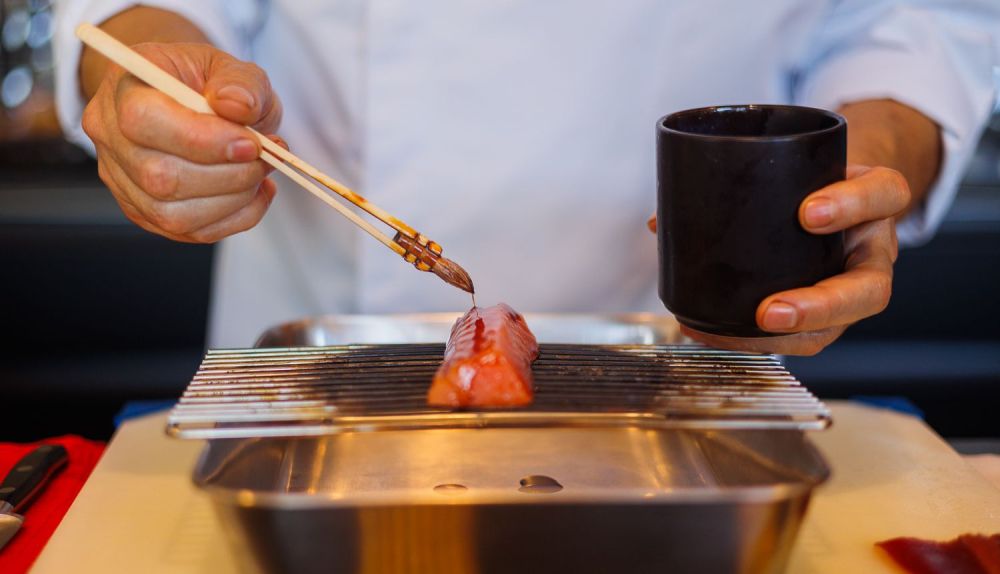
[82,42,284,243]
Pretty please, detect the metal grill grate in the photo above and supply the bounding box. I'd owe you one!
[167,344,831,438]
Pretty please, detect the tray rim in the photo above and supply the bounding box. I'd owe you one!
[194,480,823,509]
[253,311,689,347]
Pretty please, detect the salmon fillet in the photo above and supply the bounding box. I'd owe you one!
[427,304,539,407]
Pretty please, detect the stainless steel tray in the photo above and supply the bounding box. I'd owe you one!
[193,313,830,574]
[254,312,692,347]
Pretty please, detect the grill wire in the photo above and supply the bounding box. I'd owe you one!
[167,344,831,439]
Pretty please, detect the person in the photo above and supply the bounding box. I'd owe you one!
[53,1,998,353]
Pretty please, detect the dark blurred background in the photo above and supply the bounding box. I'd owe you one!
[1,0,998,443]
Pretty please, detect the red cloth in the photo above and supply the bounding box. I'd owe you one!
[0,436,105,574]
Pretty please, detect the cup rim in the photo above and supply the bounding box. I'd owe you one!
[658,104,845,142]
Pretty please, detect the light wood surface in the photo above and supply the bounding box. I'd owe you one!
[30,403,1000,573]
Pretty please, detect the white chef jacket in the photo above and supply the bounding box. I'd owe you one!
[54,0,998,347]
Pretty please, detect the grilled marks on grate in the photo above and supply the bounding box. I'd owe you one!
[168,344,830,438]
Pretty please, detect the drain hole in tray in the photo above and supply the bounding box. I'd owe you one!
[433,483,469,495]
[519,475,563,494]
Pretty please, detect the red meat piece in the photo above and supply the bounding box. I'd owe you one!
[877,534,1000,574]
[428,304,539,407]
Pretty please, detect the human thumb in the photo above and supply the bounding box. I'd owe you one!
[204,51,282,133]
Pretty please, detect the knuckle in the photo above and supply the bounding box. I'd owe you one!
[96,161,114,189]
[216,53,270,90]
[182,125,214,153]
[238,62,271,97]
[145,200,191,236]
[891,172,911,203]
[232,195,268,234]
[867,219,899,264]
[194,126,225,153]
[139,156,181,200]
[120,205,147,229]
[263,97,284,132]
[806,338,828,356]
[81,103,102,141]
[879,167,912,210]
[143,199,173,230]
[888,226,900,262]
[823,294,842,326]
[118,95,155,141]
[800,340,824,357]
[242,165,268,189]
[873,218,894,240]
[247,62,268,84]
[237,204,267,234]
[873,273,893,312]
[189,227,225,244]
[815,285,840,323]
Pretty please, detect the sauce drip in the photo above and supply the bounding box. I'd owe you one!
[472,317,486,353]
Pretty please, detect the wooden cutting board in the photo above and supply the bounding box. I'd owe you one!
[789,403,1000,572]
[30,402,1000,573]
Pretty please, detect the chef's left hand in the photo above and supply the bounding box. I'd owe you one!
[678,164,911,355]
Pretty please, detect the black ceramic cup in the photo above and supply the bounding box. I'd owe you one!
[657,104,846,337]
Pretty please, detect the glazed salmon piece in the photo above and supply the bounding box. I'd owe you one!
[427,304,539,407]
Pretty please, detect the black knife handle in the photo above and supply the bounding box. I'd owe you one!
[0,444,69,513]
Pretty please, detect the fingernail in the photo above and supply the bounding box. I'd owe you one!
[762,302,799,331]
[804,198,835,228]
[216,85,256,109]
[226,138,258,162]
[269,135,289,150]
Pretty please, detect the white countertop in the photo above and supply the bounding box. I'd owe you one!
[30,402,1000,573]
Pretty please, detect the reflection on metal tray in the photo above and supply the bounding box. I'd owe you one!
[198,427,828,574]
[184,313,831,574]
[254,312,691,347]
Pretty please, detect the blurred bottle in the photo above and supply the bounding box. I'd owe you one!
[1,0,88,165]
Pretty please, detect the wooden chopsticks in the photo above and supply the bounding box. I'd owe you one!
[76,24,474,293]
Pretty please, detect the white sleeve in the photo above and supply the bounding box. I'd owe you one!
[52,0,262,156]
[794,0,999,246]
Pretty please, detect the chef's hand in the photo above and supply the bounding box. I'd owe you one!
[678,165,910,355]
[82,41,284,243]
